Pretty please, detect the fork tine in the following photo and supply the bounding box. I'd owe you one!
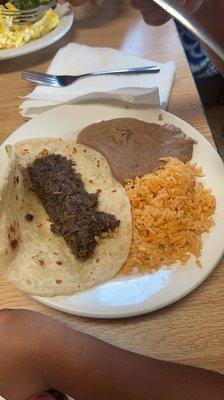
[2,12,37,23]
[16,18,37,23]
[2,10,37,16]
[18,16,37,22]
[22,73,56,83]
[22,71,56,80]
[2,12,20,16]
[22,71,60,87]
[22,75,60,87]
[11,19,35,24]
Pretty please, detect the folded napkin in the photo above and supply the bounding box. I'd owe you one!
[21,43,176,118]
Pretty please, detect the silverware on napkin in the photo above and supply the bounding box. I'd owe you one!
[151,0,224,61]
[21,66,160,87]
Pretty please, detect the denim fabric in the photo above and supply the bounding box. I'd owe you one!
[176,22,218,79]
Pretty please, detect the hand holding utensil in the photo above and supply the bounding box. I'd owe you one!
[151,0,224,61]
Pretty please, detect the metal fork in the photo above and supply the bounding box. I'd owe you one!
[151,0,224,61]
[22,66,161,87]
[1,0,57,24]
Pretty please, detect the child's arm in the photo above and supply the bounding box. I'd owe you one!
[0,309,223,400]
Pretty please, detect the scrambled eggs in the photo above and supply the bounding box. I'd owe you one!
[0,4,59,49]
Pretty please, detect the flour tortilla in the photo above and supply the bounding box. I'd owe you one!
[0,138,131,296]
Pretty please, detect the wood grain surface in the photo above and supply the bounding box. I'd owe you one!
[0,0,223,374]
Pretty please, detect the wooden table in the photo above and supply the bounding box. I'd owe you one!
[0,0,223,374]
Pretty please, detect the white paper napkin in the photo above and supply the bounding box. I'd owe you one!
[21,43,176,118]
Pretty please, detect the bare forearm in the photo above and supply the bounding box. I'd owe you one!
[44,324,224,400]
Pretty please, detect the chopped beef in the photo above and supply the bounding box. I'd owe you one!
[27,154,120,260]
[25,213,34,221]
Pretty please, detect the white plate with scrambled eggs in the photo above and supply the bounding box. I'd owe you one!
[0,3,73,59]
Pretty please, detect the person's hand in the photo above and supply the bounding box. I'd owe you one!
[0,309,61,400]
[130,0,205,25]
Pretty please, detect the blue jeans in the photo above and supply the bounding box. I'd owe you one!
[175,22,219,79]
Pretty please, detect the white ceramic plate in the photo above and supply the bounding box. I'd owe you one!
[0,4,74,60]
[1,103,224,318]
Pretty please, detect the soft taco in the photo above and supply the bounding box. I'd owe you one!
[0,138,131,297]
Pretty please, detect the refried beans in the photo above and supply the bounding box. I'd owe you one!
[77,118,195,184]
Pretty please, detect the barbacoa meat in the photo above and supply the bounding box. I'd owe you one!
[28,154,120,260]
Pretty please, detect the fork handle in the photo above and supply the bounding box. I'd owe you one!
[82,66,160,78]
[151,0,224,61]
